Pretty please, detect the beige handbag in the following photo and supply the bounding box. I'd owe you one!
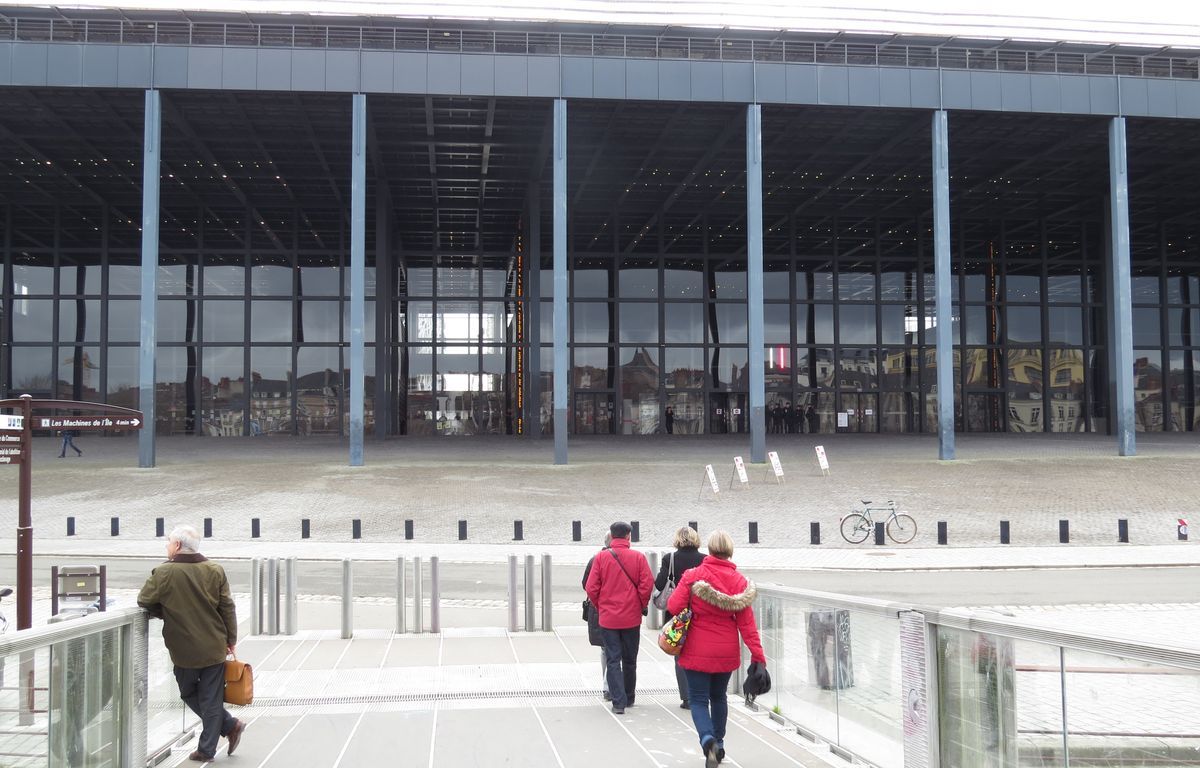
[224,655,254,706]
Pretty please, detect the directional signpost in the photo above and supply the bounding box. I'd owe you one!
[0,395,144,631]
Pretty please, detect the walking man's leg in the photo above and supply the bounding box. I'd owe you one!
[600,629,627,710]
[620,627,640,704]
[173,666,204,719]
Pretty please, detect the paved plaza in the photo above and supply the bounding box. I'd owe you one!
[4,433,1200,551]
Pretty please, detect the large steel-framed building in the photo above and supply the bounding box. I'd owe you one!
[0,5,1198,464]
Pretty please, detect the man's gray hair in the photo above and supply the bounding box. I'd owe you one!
[169,524,202,554]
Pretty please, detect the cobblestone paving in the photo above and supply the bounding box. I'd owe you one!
[4,432,1200,550]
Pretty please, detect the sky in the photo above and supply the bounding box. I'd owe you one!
[9,0,1200,48]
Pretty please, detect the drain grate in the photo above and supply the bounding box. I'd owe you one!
[254,686,679,708]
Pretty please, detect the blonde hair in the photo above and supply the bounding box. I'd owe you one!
[673,526,701,549]
[707,530,734,559]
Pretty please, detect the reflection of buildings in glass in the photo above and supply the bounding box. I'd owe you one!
[1047,348,1085,432]
[1005,348,1042,433]
[251,375,290,434]
[621,346,660,434]
[296,368,339,434]
[1134,356,1164,431]
[838,349,876,391]
[57,350,100,400]
[201,375,245,436]
[765,346,791,390]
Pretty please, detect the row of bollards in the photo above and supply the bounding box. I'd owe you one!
[337,556,443,639]
[249,557,298,636]
[506,554,554,632]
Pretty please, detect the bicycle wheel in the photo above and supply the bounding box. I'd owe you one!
[840,513,872,544]
[887,514,918,544]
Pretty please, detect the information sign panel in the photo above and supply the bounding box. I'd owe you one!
[733,456,749,485]
[0,415,22,431]
[815,445,831,475]
[768,451,784,477]
[705,464,719,493]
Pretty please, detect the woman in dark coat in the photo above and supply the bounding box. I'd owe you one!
[655,526,706,708]
[666,530,766,768]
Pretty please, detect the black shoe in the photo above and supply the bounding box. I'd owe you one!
[57,454,64,459]
[611,704,625,715]
[680,700,690,709]
[626,697,634,707]
[704,739,719,768]
[717,746,726,763]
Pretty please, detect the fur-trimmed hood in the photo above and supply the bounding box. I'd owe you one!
[691,579,757,611]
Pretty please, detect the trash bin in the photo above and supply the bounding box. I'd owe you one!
[806,609,854,689]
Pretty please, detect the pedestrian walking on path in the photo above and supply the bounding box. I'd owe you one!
[138,524,246,763]
[667,530,766,767]
[58,429,82,458]
[581,531,612,700]
[656,526,706,709]
[585,521,653,715]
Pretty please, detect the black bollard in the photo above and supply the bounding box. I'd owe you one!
[251,518,260,539]
[302,519,311,539]
[514,520,524,541]
[67,517,75,536]
[155,517,165,538]
[404,519,414,540]
[1179,519,1189,541]
[111,517,119,536]
[1118,519,1129,543]
[1000,520,1011,545]
[749,521,759,544]
[204,518,213,538]
[689,520,698,532]
[874,521,885,545]
[810,522,821,545]
[631,521,640,542]
[1059,520,1069,544]
[458,520,467,540]
[571,520,581,542]
[937,521,948,545]
[352,519,361,539]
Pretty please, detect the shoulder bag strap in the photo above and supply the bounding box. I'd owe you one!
[608,549,640,591]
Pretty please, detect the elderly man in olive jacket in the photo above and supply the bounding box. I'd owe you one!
[138,524,245,763]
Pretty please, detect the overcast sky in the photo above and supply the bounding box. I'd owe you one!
[12,0,1200,47]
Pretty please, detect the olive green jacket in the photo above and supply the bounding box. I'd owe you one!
[137,553,237,669]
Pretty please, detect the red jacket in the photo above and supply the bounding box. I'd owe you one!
[667,555,765,673]
[584,538,653,630]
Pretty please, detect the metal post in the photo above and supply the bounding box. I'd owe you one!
[524,554,536,631]
[266,557,279,635]
[413,557,424,633]
[429,556,441,633]
[1108,117,1136,456]
[540,554,553,631]
[552,98,568,465]
[645,551,661,630]
[396,556,407,634]
[340,558,353,640]
[932,110,956,460]
[138,89,161,469]
[249,558,262,636]
[746,104,766,464]
[349,93,367,466]
[507,555,519,632]
[284,557,297,635]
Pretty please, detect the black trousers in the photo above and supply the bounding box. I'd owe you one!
[600,627,641,707]
[174,662,236,757]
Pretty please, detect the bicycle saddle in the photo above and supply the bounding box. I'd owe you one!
[861,500,872,505]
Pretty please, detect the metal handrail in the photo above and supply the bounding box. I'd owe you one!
[757,583,1200,671]
[2,17,1197,80]
[0,605,145,656]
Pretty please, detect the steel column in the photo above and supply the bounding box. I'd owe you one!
[138,89,161,468]
[1108,117,1136,456]
[349,93,367,466]
[552,99,568,464]
[932,110,956,460]
[746,104,766,463]
[527,189,542,437]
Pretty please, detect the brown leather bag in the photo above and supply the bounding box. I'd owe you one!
[224,655,254,706]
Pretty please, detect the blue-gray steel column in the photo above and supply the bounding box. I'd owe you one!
[349,93,367,466]
[746,105,766,463]
[552,99,568,464]
[932,111,956,460]
[1108,117,1136,456]
[137,89,161,469]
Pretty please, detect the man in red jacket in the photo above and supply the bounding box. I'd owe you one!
[584,521,653,714]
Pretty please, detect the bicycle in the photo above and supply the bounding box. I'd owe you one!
[840,500,917,544]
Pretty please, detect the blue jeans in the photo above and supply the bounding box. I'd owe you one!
[684,668,733,752]
[599,627,640,707]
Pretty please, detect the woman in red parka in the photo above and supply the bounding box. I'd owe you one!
[666,530,766,767]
